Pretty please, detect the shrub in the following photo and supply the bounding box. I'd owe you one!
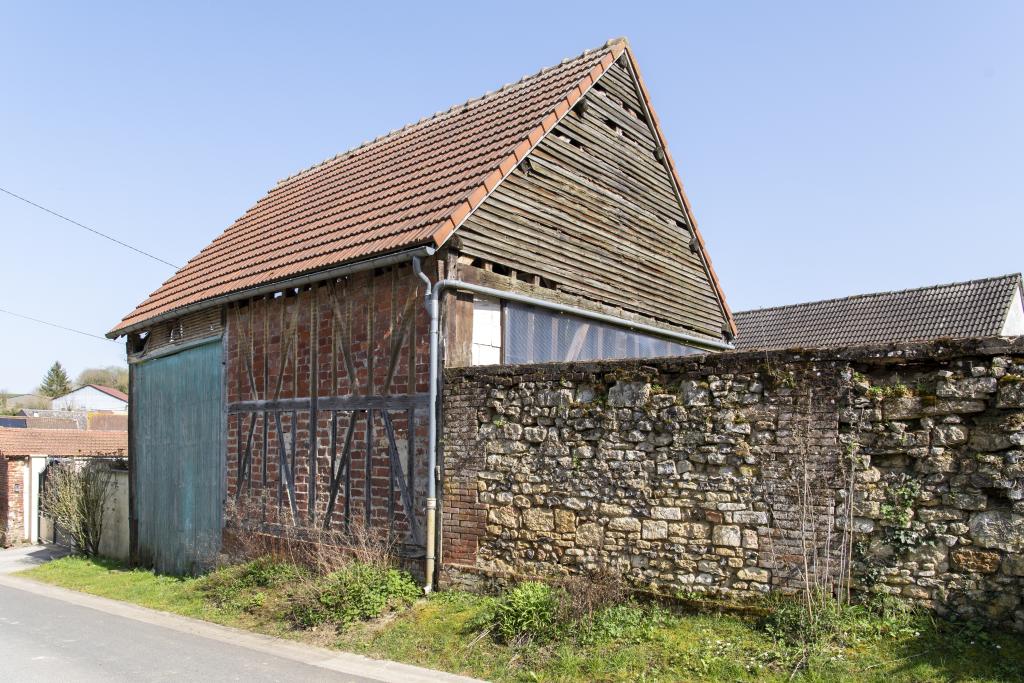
[554,567,625,623]
[290,562,419,629]
[492,581,558,643]
[39,461,113,556]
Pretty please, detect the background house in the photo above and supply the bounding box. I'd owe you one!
[733,273,1024,351]
[51,384,129,412]
[109,39,734,576]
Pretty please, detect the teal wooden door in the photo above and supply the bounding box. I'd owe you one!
[131,340,224,575]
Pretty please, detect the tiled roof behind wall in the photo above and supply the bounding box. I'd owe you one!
[734,274,1023,351]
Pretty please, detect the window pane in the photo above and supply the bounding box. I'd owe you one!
[504,302,702,363]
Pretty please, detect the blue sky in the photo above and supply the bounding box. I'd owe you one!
[1,2,1021,391]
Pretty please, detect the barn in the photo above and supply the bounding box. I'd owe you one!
[109,38,735,581]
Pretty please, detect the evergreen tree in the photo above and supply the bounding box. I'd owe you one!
[39,361,72,398]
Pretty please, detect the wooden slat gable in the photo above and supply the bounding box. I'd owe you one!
[457,59,728,340]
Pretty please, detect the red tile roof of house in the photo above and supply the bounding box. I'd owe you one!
[111,39,734,337]
[0,428,128,457]
[88,384,129,402]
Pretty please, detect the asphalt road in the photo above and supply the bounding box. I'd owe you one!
[0,583,374,682]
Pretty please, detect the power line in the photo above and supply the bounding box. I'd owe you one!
[0,307,114,342]
[0,185,181,269]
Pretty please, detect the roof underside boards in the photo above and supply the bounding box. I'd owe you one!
[112,39,734,338]
[457,59,727,340]
[733,274,1023,351]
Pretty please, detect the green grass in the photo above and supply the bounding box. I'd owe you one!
[21,556,1024,682]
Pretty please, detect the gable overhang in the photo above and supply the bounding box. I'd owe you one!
[430,39,737,338]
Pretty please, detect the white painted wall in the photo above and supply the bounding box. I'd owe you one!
[1002,287,1024,336]
[472,295,502,365]
[52,386,127,412]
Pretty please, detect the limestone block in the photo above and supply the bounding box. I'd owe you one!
[608,517,642,533]
[656,460,676,476]
[712,525,741,547]
[937,377,997,399]
[950,548,999,573]
[524,426,547,443]
[669,521,711,539]
[575,522,604,547]
[651,506,682,520]
[969,510,1024,552]
[608,382,651,408]
[932,425,967,446]
[885,398,923,420]
[554,509,577,534]
[642,520,669,539]
[522,508,555,532]
[680,380,710,406]
[736,567,770,583]
[487,506,519,529]
[733,511,769,525]
[600,503,632,517]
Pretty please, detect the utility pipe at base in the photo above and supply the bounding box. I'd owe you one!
[412,256,732,592]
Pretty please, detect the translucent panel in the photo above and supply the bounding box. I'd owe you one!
[472,296,503,365]
[504,302,703,364]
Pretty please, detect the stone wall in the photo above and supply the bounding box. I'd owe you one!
[440,337,1024,628]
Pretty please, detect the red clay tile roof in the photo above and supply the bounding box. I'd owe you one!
[734,274,1024,351]
[111,38,734,337]
[87,384,129,402]
[0,428,128,457]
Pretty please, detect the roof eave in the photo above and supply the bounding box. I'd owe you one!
[108,243,437,338]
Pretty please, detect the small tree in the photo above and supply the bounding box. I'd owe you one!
[75,366,128,394]
[40,461,113,556]
[39,361,72,398]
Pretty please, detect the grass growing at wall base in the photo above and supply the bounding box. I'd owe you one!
[20,556,1024,683]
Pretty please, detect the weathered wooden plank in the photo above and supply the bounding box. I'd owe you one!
[460,213,722,331]
[227,393,429,414]
[456,72,730,338]
[274,410,300,521]
[308,285,318,520]
[381,411,423,545]
[456,266,712,339]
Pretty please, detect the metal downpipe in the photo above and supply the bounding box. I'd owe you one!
[412,255,438,593]
[412,260,732,593]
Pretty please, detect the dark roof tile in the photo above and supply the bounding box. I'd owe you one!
[734,274,1023,351]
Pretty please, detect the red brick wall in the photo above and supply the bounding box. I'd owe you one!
[224,264,430,547]
[1,457,26,546]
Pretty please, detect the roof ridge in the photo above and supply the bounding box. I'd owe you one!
[736,273,1023,316]
[273,40,623,188]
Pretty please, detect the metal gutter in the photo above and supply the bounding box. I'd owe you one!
[412,261,733,591]
[127,334,223,365]
[108,246,438,339]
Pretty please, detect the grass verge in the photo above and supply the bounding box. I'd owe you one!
[20,556,1024,682]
